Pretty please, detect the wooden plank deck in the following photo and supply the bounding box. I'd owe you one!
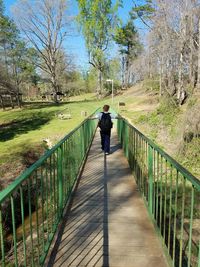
[46,129,169,267]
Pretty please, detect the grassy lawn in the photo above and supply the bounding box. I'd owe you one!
[0,90,144,187]
[1,87,198,187]
[0,95,98,185]
[0,93,122,180]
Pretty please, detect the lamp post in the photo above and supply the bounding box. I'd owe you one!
[106,79,114,104]
[86,71,90,92]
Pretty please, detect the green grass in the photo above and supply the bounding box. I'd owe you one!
[177,138,200,178]
[136,99,180,138]
[1,88,199,185]
[0,101,94,151]
[0,95,99,180]
[0,92,128,185]
[138,99,179,126]
[142,77,160,92]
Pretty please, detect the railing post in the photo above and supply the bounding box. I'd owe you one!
[133,130,136,173]
[0,207,5,267]
[58,146,63,218]
[125,123,129,158]
[148,145,153,214]
[119,119,122,144]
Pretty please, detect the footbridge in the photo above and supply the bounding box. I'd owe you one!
[0,109,199,267]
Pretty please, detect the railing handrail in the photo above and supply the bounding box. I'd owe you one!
[0,108,100,203]
[119,115,200,190]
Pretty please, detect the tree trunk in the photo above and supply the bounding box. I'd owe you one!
[124,56,129,88]
[16,94,21,108]
[3,42,9,75]
[148,47,152,79]
[177,52,183,100]
[10,95,14,109]
[166,57,174,95]
[122,56,125,88]
[127,64,131,86]
[189,14,195,88]
[97,69,102,97]
[51,73,59,103]
[159,55,163,97]
[0,96,5,110]
[189,52,194,86]
[15,81,22,108]
[197,18,200,89]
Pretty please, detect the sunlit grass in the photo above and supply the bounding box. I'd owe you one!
[0,88,168,183]
[0,93,124,169]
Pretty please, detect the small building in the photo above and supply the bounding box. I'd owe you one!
[51,91,64,102]
[42,91,65,102]
[0,89,22,110]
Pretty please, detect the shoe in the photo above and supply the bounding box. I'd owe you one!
[105,152,109,155]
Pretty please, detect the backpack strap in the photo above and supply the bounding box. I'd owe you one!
[101,112,110,116]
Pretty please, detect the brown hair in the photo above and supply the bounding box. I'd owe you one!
[103,105,110,112]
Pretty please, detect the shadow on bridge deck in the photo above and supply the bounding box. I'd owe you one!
[45,129,169,267]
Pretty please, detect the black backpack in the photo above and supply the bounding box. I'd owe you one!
[98,112,113,132]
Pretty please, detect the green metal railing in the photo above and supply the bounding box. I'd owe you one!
[0,110,98,267]
[118,116,200,267]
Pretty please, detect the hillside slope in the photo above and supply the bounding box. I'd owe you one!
[119,83,200,178]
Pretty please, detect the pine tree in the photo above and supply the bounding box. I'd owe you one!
[114,19,142,87]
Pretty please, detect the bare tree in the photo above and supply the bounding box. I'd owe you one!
[131,0,200,104]
[197,15,200,89]
[12,0,70,102]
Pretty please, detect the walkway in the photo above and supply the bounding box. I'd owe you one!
[46,129,169,267]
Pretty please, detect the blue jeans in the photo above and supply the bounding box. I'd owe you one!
[100,131,111,153]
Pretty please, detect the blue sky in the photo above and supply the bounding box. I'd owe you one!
[4,0,145,70]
